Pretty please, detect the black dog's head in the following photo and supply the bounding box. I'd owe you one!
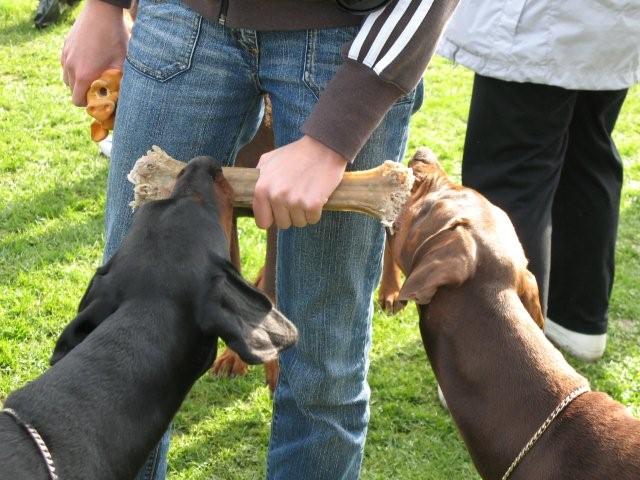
[172,155,235,244]
[51,156,297,367]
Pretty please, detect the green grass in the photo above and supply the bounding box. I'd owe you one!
[1,3,639,479]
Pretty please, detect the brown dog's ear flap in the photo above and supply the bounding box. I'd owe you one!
[398,221,477,304]
[50,269,117,365]
[200,261,298,365]
[517,269,545,329]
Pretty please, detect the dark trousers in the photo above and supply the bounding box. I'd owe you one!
[462,74,627,335]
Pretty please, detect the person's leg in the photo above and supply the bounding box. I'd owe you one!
[257,27,417,479]
[106,4,263,259]
[105,2,261,477]
[461,74,577,313]
[547,89,627,339]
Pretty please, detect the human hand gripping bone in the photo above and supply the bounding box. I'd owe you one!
[128,146,415,228]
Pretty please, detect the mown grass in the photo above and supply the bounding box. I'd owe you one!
[1,2,639,479]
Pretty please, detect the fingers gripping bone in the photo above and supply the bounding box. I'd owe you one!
[128,146,415,227]
[86,69,122,142]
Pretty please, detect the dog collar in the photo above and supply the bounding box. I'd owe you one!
[2,408,59,480]
[502,384,590,480]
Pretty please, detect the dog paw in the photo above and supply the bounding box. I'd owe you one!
[378,290,407,315]
[212,348,248,378]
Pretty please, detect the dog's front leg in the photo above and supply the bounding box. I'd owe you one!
[378,236,407,314]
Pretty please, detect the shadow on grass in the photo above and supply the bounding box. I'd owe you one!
[0,213,102,276]
[168,323,453,477]
[0,17,35,47]
[1,166,106,232]
[0,166,106,279]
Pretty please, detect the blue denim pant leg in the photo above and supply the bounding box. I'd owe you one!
[257,28,416,480]
[104,2,264,478]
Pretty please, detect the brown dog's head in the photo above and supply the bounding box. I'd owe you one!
[407,147,444,189]
[387,149,476,305]
[388,148,544,327]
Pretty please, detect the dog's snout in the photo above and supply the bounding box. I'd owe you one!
[410,147,439,166]
[189,156,222,179]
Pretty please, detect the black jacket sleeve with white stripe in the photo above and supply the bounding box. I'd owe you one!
[302,0,460,161]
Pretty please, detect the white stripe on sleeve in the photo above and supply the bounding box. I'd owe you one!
[362,0,413,68]
[373,0,435,74]
[348,7,386,61]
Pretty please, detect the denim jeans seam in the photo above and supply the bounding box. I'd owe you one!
[126,13,202,82]
[302,29,320,101]
[148,441,162,479]
[226,96,262,165]
[266,393,283,479]
[391,101,415,161]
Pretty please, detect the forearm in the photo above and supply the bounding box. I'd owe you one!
[61,0,129,105]
[303,0,461,161]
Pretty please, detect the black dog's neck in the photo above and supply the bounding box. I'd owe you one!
[418,285,586,480]
[4,300,215,480]
[0,413,50,478]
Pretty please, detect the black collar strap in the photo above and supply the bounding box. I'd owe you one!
[2,408,59,480]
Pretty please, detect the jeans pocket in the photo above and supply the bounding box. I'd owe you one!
[303,26,359,100]
[303,27,418,106]
[126,0,202,82]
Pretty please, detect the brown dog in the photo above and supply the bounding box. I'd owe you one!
[211,96,281,392]
[385,148,640,479]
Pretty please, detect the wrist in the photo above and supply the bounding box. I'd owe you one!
[301,135,348,167]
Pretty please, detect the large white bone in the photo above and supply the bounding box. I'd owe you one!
[127,146,414,227]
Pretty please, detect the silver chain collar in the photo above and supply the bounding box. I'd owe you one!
[2,408,59,480]
[501,384,591,480]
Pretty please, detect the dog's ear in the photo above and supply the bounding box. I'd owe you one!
[50,270,116,365]
[199,261,298,365]
[398,220,477,304]
[517,269,545,329]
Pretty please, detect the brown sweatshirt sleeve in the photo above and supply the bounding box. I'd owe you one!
[302,0,460,161]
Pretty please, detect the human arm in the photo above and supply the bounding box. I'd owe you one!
[253,135,347,229]
[303,0,460,161]
[253,0,460,229]
[61,0,130,106]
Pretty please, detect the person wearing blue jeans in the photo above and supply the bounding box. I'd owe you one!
[61,0,459,478]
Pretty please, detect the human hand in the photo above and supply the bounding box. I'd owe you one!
[61,0,129,107]
[253,135,348,229]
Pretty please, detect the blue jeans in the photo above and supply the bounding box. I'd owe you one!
[107,1,417,478]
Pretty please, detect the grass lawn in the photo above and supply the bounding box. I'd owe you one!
[1,2,638,479]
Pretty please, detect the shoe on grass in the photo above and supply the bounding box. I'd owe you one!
[544,317,606,362]
[98,135,113,158]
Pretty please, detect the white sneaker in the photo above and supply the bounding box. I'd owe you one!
[437,384,448,410]
[544,318,607,362]
[98,135,113,158]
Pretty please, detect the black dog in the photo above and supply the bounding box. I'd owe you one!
[0,156,297,480]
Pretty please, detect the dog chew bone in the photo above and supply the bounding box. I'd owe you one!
[128,146,414,227]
